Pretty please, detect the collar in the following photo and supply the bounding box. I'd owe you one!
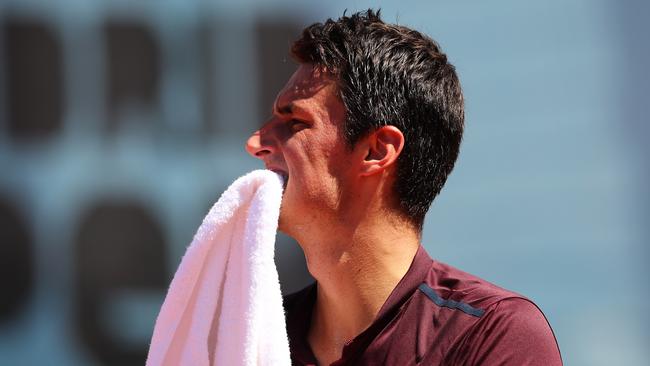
[287,244,433,365]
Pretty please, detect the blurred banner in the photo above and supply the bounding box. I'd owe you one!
[0,1,647,365]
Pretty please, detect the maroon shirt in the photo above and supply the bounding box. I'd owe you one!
[283,245,562,365]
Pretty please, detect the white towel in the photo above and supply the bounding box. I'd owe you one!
[146,169,291,366]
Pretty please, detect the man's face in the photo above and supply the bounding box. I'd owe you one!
[246,64,355,235]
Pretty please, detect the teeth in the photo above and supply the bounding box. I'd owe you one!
[282,174,288,189]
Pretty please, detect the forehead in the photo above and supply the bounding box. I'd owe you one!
[275,64,339,113]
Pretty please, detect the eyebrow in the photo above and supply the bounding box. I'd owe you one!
[272,101,294,116]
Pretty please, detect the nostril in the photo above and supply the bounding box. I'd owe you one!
[255,149,271,157]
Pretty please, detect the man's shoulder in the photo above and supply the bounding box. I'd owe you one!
[419,259,562,364]
[424,258,530,312]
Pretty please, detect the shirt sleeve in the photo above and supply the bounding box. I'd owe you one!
[459,297,563,366]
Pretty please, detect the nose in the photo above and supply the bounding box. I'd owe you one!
[245,130,274,159]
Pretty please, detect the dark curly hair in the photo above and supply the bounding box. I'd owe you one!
[291,9,464,229]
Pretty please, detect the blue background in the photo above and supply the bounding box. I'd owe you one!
[0,0,648,365]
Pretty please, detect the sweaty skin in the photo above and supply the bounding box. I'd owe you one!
[246,64,420,366]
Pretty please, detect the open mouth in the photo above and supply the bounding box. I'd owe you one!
[280,173,288,190]
[269,169,289,190]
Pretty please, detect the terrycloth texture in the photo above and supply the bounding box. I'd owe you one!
[146,169,290,366]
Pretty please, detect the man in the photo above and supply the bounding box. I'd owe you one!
[245,9,562,366]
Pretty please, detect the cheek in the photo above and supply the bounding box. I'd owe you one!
[282,135,345,202]
[283,162,339,210]
[284,139,321,176]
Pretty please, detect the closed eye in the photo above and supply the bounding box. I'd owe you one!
[288,119,309,132]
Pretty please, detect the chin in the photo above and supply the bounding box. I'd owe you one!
[277,216,287,233]
[276,205,299,240]
[277,204,289,233]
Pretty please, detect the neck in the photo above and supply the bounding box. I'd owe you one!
[299,213,420,351]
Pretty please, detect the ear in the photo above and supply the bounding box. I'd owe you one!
[360,125,405,176]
